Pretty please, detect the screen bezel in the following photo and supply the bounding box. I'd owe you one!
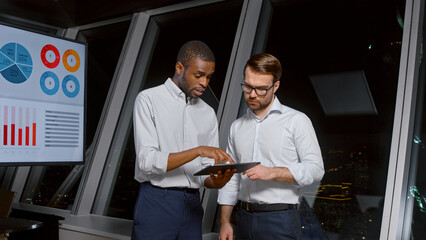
[0,22,87,166]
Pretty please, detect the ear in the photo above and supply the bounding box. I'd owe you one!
[175,62,184,75]
[273,80,280,94]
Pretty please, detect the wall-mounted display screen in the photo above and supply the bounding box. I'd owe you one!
[0,23,86,165]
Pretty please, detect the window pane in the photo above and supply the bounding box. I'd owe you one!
[20,21,130,209]
[104,1,243,219]
[405,4,426,238]
[79,21,131,144]
[264,0,404,238]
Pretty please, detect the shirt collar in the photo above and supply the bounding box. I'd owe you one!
[165,78,186,101]
[248,96,283,120]
[269,96,283,114]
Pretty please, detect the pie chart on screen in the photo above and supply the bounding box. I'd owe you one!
[0,42,33,84]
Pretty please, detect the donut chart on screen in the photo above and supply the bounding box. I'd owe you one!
[0,42,33,84]
[63,49,80,72]
[62,75,80,98]
[40,71,60,95]
[41,44,60,68]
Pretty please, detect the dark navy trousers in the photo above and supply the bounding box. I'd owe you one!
[235,208,301,240]
[131,182,203,240]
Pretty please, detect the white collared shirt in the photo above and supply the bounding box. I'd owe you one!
[133,78,217,188]
[218,97,324,205]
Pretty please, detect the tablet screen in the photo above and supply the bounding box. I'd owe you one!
[194,162,260,176]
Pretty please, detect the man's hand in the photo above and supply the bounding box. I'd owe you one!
[205,168,236,189]
[210,169,236,188]
[198,146,234,164]
[219,222,234,240]
[243,164,273,181]
[243,165,297,183]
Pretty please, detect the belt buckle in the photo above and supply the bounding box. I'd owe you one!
[241,201,252,212]
[245,202,250,212]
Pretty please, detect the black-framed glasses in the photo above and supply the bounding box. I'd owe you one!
[241,82,275,96]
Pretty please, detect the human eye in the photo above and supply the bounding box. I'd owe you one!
[243,84,253,90]
[257,89,267,95]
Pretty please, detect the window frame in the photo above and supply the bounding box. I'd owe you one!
[380,0,425,239]
[4,0,424,239]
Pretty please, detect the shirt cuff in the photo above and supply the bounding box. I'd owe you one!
[152,151,169,175]
[217,189,239,205]
[287,164,313,187]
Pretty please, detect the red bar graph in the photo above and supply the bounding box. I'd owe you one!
[25,108,29,146]
[3,106,7,145]
[19,107,22,146]
[32,108,36,146]
[18,128,22,145]
[11,124,15,145]
[2,125,6,145]
[2,105,36,147]
[11,107,15,145]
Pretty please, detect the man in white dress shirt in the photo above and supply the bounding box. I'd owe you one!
[218,53,324,240]
[132,40,234,240]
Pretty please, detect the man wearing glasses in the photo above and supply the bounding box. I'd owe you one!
[218,53,324,240]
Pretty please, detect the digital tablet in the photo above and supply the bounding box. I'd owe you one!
[194,162,260,176]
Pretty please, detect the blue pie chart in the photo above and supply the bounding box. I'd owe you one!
[0,43,33,84]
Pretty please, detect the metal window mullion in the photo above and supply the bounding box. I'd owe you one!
[380,0,424,239]
[217,0,265,148]
[202,0,267,234]
[145,0,226,16]
[380,0,414,236]
[10,166,31,203]
[74,12,150,215]
[0,167,16,190]
[91,18,160,215]
[392,0,424,238]
[402,38,425,240]
[47,144,93,206]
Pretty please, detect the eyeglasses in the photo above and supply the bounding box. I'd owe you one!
[240,83,275,96]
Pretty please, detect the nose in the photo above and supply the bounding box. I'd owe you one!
[200,77,208,88]
[249,88,257,98]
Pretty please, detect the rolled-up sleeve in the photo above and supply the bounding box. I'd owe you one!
[133,93,168,180]
[287,114,324,187]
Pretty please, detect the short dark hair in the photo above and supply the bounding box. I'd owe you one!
[245,53,282,82]
[177,40,215,68]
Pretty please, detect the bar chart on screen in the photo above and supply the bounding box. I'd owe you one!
[0,98,83,164]
[1,105,37,147]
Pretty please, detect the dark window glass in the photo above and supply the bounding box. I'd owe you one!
[20,21,130,209]
[265,0,404,238]
[406,4,426,238]
[78,21,131,144]
[105,1,243,219]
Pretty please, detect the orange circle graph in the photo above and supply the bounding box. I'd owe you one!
[63,49,80,72]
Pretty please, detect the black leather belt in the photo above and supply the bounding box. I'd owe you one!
[146,182,199,194]
[238,200,297,212]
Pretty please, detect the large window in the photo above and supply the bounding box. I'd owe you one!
[263,0,404,238]
[3,1,425,239]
